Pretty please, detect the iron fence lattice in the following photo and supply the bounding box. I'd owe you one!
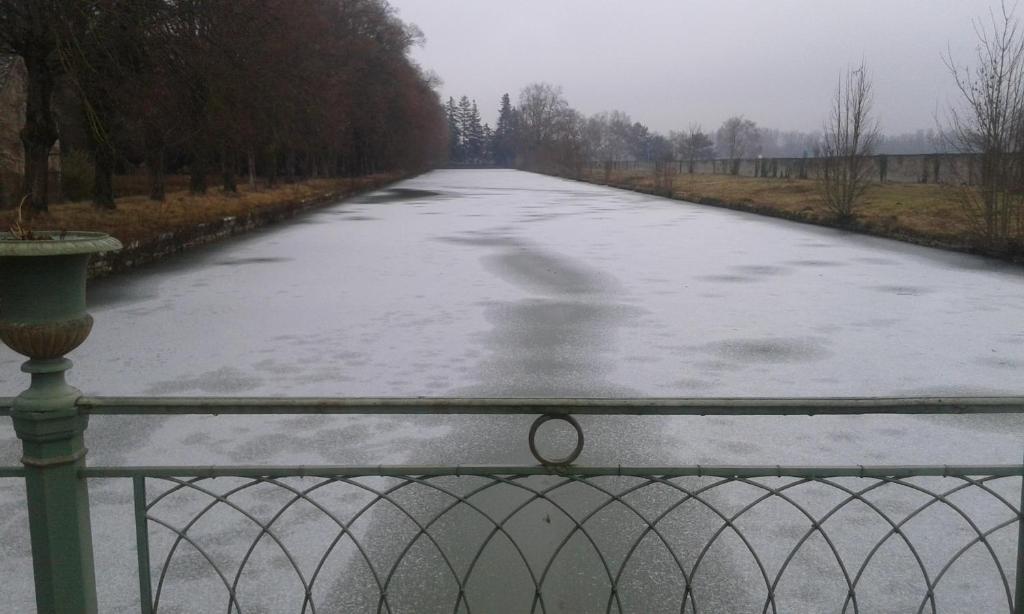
[113,467,1022,614]
[3,398,1024,612]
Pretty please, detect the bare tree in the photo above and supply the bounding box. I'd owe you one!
[818,61,879,223]
[652,159,673,196]
[672,124,713,173]
[716,116,759,174]
[517,82,572,169]
[944,1,1024,251]
[585,110,633,164]
[518,84,568,148]
[0,0,66,213]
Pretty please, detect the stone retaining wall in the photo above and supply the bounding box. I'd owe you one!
[88,191,346,278]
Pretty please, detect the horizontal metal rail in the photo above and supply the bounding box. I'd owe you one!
[19,464,1024,478]
[0,464,1018,480]
[5,395,1024,416]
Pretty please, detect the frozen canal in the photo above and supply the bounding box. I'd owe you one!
[3,169,1024,612]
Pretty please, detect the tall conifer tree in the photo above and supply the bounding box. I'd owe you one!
[494,93,517,166]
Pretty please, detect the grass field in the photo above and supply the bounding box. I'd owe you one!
[2,174,400,246]
[579,168,971,252]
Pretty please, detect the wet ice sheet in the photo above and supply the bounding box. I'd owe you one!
[2,169,1024,611]
[6,171,1024,403]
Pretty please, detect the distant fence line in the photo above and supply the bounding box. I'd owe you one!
[589,153,984,185]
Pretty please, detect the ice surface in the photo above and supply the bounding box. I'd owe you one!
[2,169,1024,612]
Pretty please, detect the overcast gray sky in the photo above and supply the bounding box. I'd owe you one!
[390,0,991,135]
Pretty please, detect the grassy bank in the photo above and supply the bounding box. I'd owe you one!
[3,174,400,247]
[575,168,974,254]
[2,173,403,276]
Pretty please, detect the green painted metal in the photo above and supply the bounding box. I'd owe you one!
[123,467,1023,613]
[0,232,119,614]
[133,477,154,614]
[0,231,122,257]
[78,463,1024,479]
[12,359,97,614]
[0,233,121,358]
[1017,451,1024,614]
[58,395,1024,415]
[5,395,1024,417]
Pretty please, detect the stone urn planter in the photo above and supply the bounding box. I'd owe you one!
[0,231,122,360]
[0,230,120,614]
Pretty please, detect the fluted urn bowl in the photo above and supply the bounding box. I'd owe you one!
[0,231,122,359]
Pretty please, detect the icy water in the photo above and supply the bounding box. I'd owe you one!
[3,169,1024,612]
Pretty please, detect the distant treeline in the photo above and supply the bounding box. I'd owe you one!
[446,85,948,171]
[588,152,982,186]
[2,0,448,211]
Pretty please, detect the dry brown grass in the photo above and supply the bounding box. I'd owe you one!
[582,169,968,248]
[112,174,192,197]
[2,174,399,246]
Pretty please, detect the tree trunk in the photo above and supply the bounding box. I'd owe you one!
[266,147,277,187]
[20,53,59,213]
[285,149,296,183]
[247,148,257,191]
[147,146,165,201]
[92,144,115,209]
[144,125,165,201]
[221,145,237,193]
[190,153,207,194]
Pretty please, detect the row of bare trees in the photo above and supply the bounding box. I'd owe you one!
[501,0,1024,253]
[500,84,667,175]
[0,0,448,213]
[821,1,1024,251]
[945,1,1024,250]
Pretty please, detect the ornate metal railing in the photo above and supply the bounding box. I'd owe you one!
[1,235,1024,612]
[2,398,1024,613]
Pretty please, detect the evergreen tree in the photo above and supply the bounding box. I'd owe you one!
[446,96,463,162]
[457,96,474,160]
[466,100,485,161]
[481,123,495,164]
[494,93,517,166]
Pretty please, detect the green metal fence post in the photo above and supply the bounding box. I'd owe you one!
[133,477,154,614]
[12,358,97,614]
[1017,449,1024,614]
[0,233,120,614]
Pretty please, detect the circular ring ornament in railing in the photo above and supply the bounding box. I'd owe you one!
[528,413,584,466]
